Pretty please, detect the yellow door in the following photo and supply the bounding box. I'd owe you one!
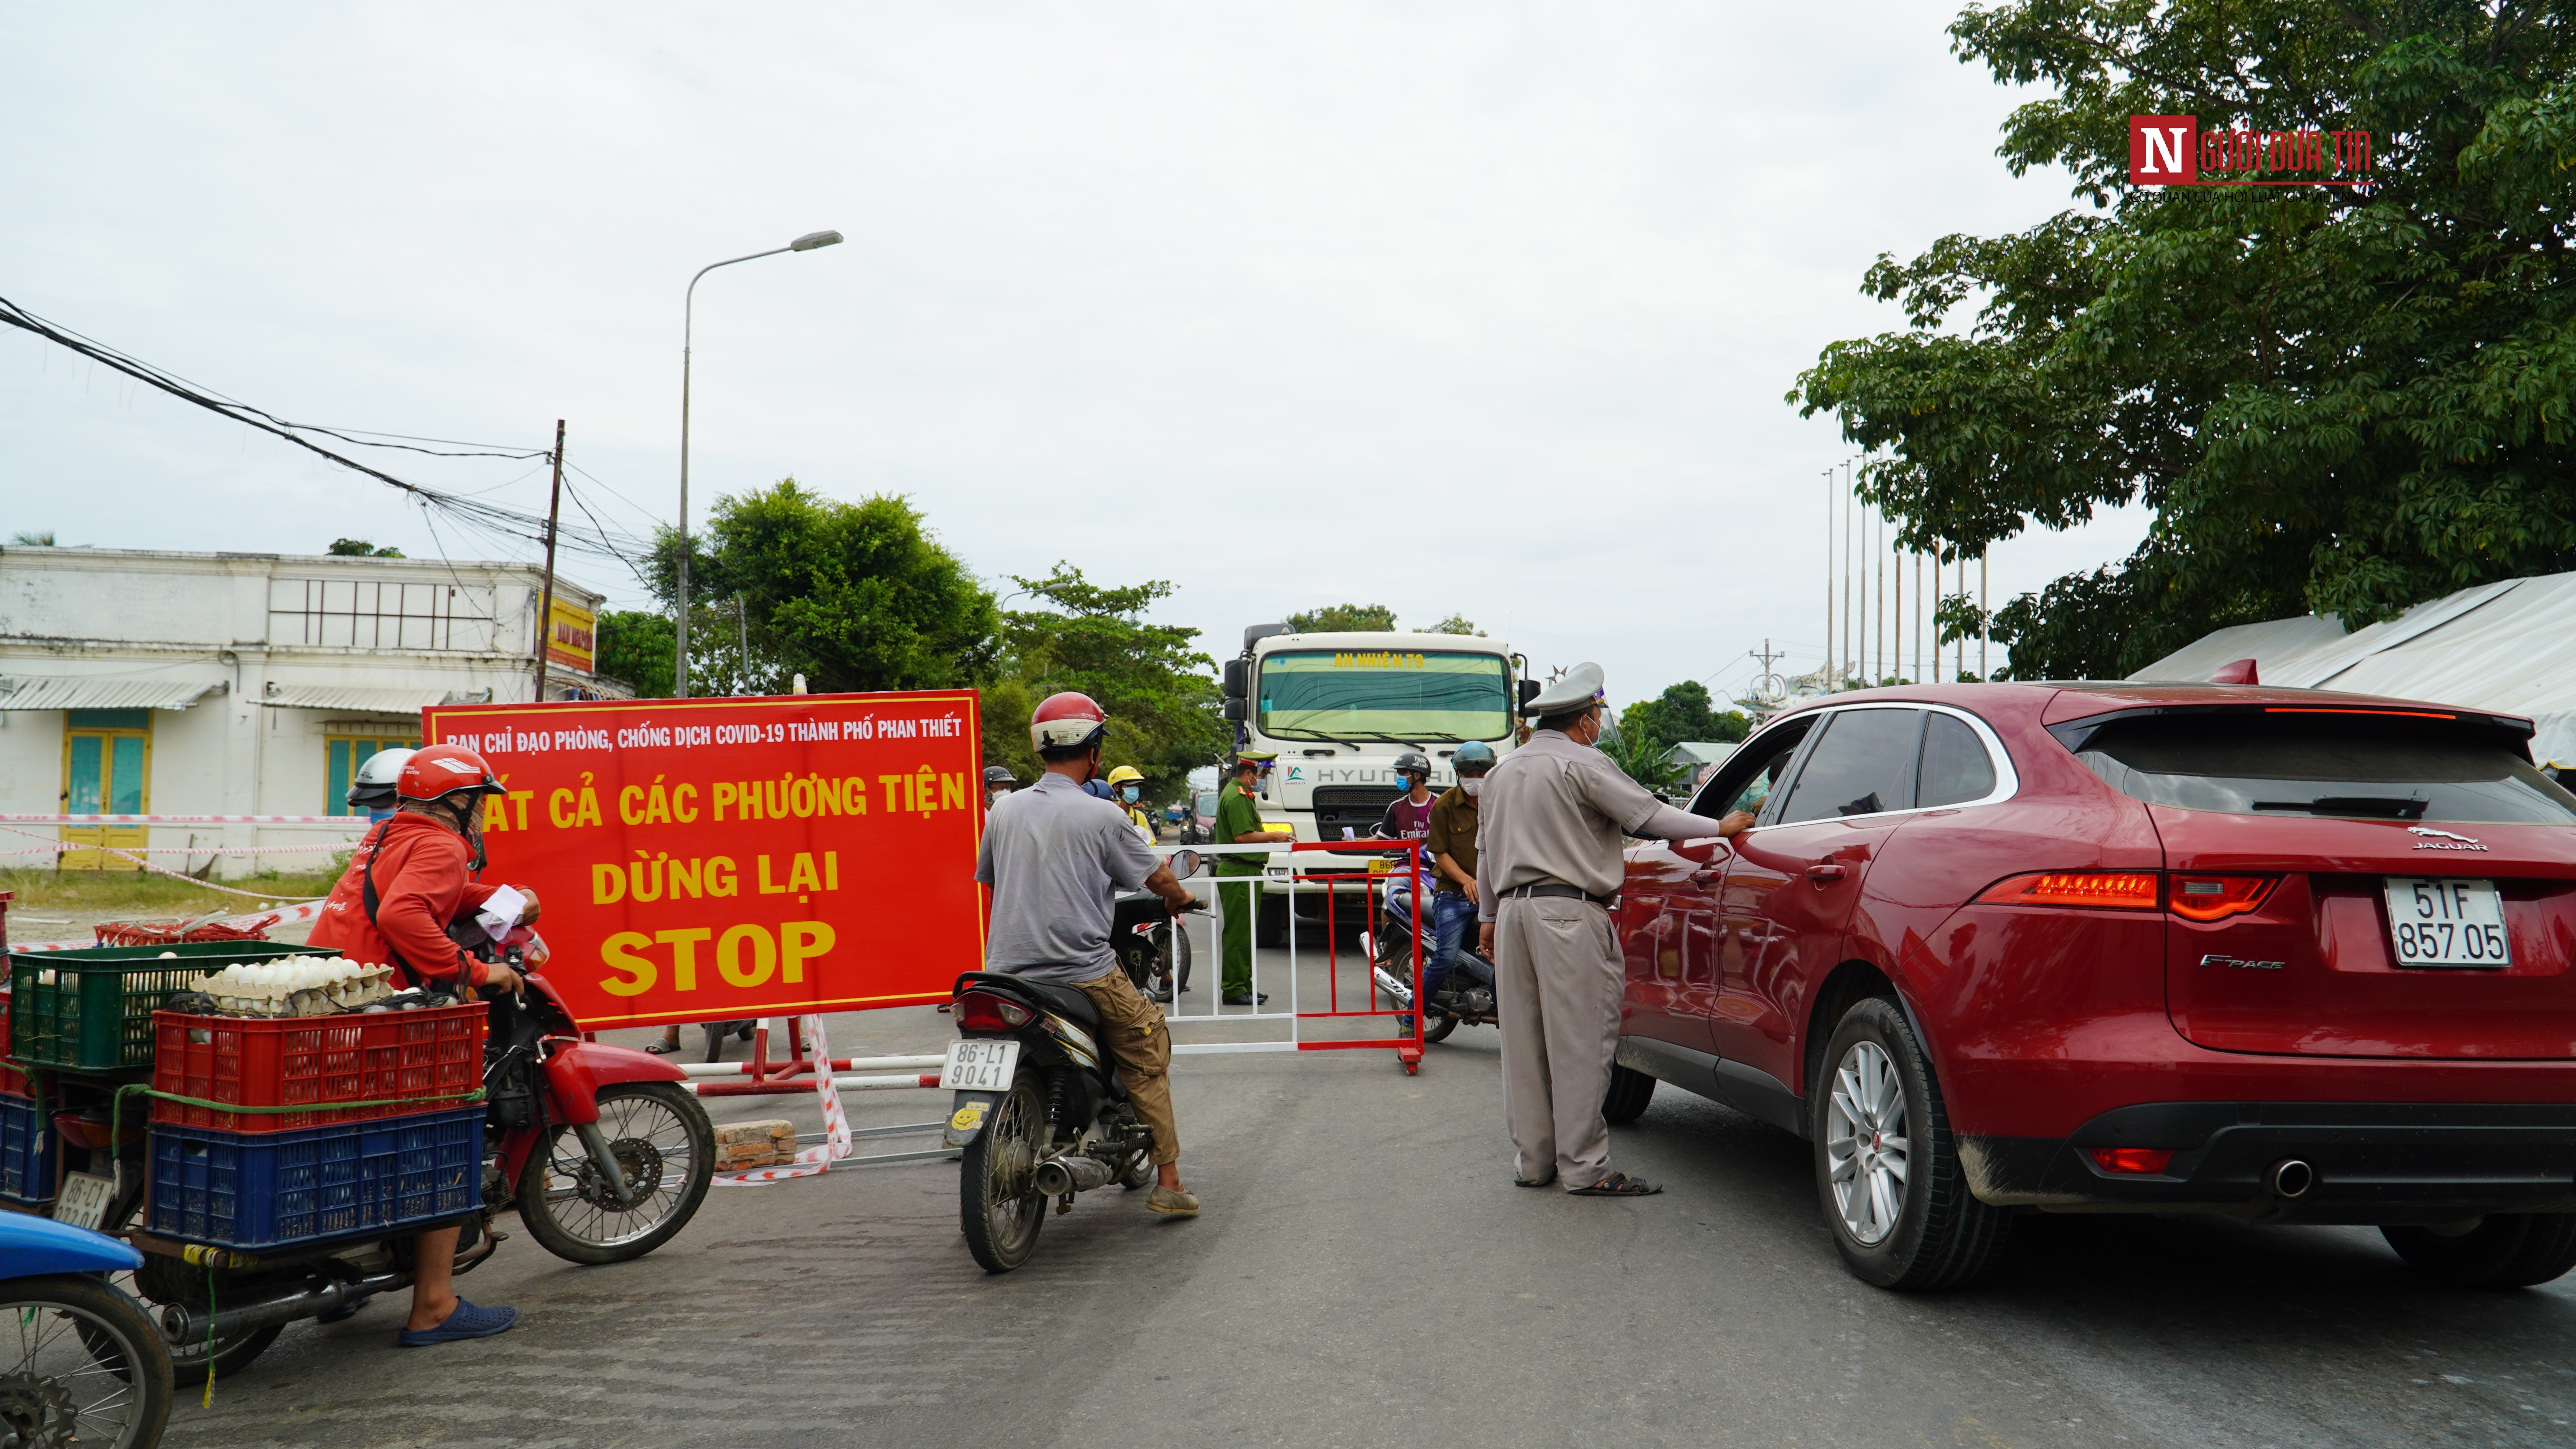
[61,710,152,871]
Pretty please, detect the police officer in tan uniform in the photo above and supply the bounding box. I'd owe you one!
[1475,663,1752,1194]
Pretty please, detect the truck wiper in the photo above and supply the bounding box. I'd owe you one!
[2251,795,2430,819]
[1335,731,1430,750]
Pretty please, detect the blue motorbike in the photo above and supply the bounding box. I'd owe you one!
[0,1211,173,1449]
[1364,881,1498,1045]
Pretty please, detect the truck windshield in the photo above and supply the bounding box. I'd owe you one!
[1257,650,1512,742]
[2069,712,2576,825]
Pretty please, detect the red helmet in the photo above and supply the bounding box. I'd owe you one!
[1030,692,1109,754]
[398,743,507,803]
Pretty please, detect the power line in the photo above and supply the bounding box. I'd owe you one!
[0,292,645,567]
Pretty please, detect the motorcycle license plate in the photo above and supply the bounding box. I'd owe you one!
[2382,877,2512,968]
[55,1171,115,1232]
[941,1039,1021,1091]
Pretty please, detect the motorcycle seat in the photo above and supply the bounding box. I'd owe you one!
[954,970,1103,1035]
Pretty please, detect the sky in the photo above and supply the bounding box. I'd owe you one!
[0,3,2150,710]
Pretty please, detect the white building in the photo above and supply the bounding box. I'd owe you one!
[0,546,629,877]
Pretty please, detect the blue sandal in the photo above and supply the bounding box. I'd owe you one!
[398,1297,518,1346]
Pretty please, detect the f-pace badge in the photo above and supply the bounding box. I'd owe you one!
[2200,953,2285,970]
[2407,826,2488,852]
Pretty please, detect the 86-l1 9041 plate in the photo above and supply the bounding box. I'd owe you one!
[2382,877,2511,968]
[940,1039,1021,1091]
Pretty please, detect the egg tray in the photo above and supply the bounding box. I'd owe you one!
[6,943,338,1074]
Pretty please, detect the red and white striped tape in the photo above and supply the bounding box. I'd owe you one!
[0,814,367,826]
[709,1015,858,1186]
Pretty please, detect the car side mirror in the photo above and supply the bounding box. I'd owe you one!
[1222,660,1247,699]
[1221,698,1248,721]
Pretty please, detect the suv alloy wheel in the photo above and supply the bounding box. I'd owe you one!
[1812,998,2012,1290]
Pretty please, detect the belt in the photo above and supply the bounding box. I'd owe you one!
[1501,882,1615,908]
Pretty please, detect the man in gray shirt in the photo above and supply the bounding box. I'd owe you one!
[1476,664,1751,1196]
[976,691,1206,1216]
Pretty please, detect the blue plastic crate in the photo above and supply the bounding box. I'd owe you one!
[147,1107,481,1249]
[0,1091,56,1204]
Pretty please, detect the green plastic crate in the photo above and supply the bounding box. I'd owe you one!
[6,942,337,1073]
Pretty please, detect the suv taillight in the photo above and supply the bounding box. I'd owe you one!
[954,990,1033,1033]
[2168,874,2278,922]
[1975,871,2161,909]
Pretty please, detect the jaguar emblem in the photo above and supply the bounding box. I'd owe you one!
[2407,826,2488,852]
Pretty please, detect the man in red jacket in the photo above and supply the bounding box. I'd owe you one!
[309,742,531,1345]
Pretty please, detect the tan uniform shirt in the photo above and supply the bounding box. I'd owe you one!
[1474,728,1664,917]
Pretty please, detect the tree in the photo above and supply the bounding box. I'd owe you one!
[1601,722,1691,797]
[655,480,998,694]
[1288,603,1398,632]
[594,610,674,697]
[7,531,54,547]
[981,564,1230,804]
[1617,680,1751,752]
[1793,2,2576,679]
[1427,613,1486,636]
[326,538,404,557]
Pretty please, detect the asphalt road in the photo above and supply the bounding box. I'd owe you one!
[167,986,2576,1449]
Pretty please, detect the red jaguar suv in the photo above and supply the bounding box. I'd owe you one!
[1609,682,2576,1290]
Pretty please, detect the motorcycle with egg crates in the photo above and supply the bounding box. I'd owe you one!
[944,850,1199,1271]
[84,922,716,1382]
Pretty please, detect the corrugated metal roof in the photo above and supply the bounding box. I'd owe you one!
[0,676,226,710]
[259,684,452,713]
[2134,569,2576,765]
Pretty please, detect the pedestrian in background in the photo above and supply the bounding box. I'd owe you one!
[1212,752,1291,1005]
[1476,664,1751,1195]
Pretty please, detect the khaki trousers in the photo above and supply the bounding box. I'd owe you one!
[1072,969,1181,1165]
[1493,895,1623,1190]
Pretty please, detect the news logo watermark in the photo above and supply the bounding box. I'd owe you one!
[2129,115,2373,187]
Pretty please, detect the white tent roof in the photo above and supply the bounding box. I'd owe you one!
[2133,571,2576,764]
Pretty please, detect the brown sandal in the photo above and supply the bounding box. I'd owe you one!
[1567,1171,1661,1196]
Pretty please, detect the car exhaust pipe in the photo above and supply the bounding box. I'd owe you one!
[1032,1155,1116,1197]
[159,1268,407,1345]
[2268,1158,2315,1199]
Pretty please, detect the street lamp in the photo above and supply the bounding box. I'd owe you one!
[676,229,843,698]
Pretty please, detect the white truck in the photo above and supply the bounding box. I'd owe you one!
[1218,625,1530,943]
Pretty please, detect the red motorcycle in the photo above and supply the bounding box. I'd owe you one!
[79,933,715,1382]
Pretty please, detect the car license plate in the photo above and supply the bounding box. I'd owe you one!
[2382,877,2512,968]
[941,1039,1020,1091]
[55,1171,115,1232]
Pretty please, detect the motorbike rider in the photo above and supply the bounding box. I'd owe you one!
[1105,765,1155,841]
[1418,740,1498,1020]
[975,693,1206,1217]
[984,764,1018,809]
[307,742,532,1346]
[346,746,417,822]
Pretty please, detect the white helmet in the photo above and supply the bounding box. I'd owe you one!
[347,746,417,810]
[1030,692,1110,755]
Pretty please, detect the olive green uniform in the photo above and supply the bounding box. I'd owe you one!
[1212,779,1268,996]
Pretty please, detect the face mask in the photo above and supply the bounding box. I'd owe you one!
[1462,778,1485,798]
[1121,786,1140,802]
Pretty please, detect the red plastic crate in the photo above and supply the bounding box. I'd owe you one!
[151,1005,486,1133]
[1,991,23,1096]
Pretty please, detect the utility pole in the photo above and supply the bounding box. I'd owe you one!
[1822,469,1833,692]
[533,419,565,703]
[1979,551,1990,681]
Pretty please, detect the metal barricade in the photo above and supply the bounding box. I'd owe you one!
[1160,839,1428,1073]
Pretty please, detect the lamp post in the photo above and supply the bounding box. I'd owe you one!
[676,229,842,698]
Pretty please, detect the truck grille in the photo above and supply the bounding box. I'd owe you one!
[1311,785,1403,842]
